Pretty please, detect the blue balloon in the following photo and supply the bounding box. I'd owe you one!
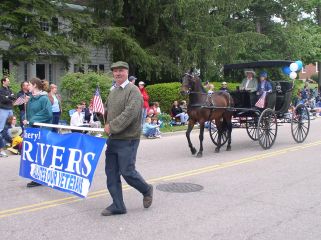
[295,60,303,71]
[282,66,291,75]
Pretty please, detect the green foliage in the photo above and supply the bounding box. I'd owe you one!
[311,73,319,82]
[146,82,186,114]
[0,0,95,63]
[60,72,113,121]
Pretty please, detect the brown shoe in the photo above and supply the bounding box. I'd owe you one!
[143,185,153,208]
[101,208,127,216]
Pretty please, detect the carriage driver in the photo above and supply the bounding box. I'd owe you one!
[240,69,258,92]
[240,69,258,106]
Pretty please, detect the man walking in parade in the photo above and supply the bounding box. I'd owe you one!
[102,61,153,216]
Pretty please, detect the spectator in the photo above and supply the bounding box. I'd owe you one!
[154,102,161,115]
[2,115,22,144]
[180,100,188,113]
[171,100,189,124]
[3,116,23,154]
[48,84,62,132]
[87,105,102,129]
[0,134,7,157]
[16,81,31,129]
[143,117,161,138]
[219,82,229,92]
[0,76,15,132]
[70,104,87,129]
[129,76,137,85]
[81,101,89,121]
[300,84,310,101]
[207,84,215,94]
[138,81,149,126]
[147,108,155,118]
[23,77,52,188]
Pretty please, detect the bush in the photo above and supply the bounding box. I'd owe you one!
[60,72,113,121]
[146,82,187,114]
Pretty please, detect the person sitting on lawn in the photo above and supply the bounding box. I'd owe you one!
[143,117,161,138]
[2,115,22,145]
[171,100,188,125]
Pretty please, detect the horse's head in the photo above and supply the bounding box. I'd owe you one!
[181,72,202,95]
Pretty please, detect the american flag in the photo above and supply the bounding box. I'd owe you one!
[91,88,105,115]
[255,92,266,109]
[13,95,26,106]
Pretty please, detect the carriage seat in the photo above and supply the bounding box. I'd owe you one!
[265,81,276,109]
[275,81,293,112]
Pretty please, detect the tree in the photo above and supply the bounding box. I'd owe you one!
[0,0,96,64]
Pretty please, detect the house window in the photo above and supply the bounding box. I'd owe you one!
[88,65,98,72]
[40,18,49,31]
[74,64,84,73]
[52,17,59,33]
[2,60,9,75]
[99,64,105,72]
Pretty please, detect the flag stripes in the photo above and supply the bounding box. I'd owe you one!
[91,88,105,115]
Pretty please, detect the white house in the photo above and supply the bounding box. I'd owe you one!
[0,3,111,84]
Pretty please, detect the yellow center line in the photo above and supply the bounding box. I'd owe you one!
[1,140,320,219]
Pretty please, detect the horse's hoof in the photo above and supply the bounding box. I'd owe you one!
[191,147,197,155]
[196,152,202,158]
[215,148,220,153]
[226,146,231,151]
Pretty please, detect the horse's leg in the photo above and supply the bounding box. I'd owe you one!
[226,117,233,151]
[215,118,222,153]
[186,121,197,155]
[196,122,205,158]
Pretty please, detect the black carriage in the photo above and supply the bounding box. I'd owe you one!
[209,60,310,150]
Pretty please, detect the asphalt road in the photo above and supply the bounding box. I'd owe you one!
[1,117,321,240]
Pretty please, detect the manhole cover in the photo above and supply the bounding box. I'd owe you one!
[156,182,203,193]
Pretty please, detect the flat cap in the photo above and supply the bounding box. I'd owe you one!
[110,61,129,70]
[129,76,137,81]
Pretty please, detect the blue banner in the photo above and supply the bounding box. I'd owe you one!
[19,128,106,198]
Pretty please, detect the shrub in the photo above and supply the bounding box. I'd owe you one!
[60,72,113,121]
[146,82,187,114]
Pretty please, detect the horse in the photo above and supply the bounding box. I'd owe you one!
[180,72,234,157]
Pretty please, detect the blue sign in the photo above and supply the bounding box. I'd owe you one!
[19,128,106,198]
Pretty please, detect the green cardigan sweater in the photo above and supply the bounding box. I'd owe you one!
[106,83,143,139]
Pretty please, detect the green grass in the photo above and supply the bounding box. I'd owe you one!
[161,124,188,133]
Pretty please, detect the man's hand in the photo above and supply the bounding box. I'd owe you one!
[104,124,110,135]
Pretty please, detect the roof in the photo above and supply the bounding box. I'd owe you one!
[224,60,295,71]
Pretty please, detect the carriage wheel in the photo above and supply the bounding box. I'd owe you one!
[209,121,228,146]
[246,117,258,141]
[257,109,278,149]
[291,104,310,143]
